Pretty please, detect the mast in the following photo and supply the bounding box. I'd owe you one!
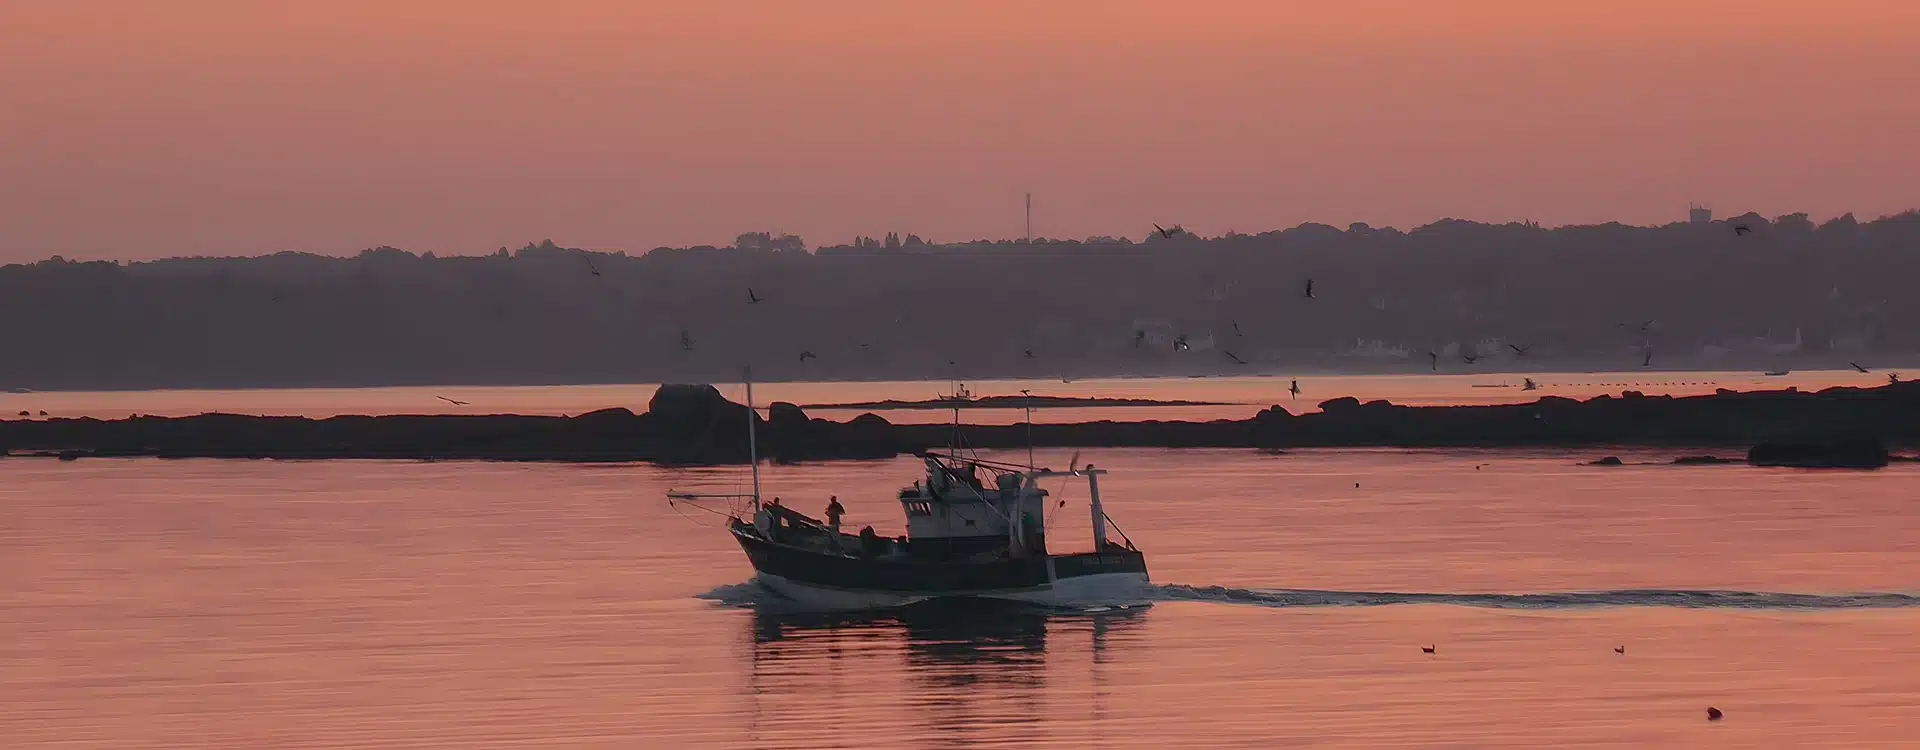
[1085,464,1108,552]
[1020,389,1035,470]
[745,365,760,503]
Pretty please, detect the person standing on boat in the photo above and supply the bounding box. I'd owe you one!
[825,496,846,534]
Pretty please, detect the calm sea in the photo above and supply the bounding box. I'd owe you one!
[4,447,1917,748]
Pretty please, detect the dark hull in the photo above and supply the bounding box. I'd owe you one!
[730,522,1148,602]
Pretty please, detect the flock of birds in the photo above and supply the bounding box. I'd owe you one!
[419,222,1894,409]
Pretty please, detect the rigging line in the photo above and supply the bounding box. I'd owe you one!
[1045,475,1074,530]
[667,497,733,528]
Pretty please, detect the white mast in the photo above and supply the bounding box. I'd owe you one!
[1021,389,1035,470]
[1085,464,1108,552]
[745,365,760,504]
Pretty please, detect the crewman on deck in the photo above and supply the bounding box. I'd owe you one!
[825,496,846,533]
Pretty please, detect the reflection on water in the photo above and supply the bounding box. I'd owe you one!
[744,600,1147,748]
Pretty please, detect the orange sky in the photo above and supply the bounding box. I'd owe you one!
[2,1,1916,259]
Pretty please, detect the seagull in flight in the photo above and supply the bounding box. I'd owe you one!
[1303,278,1316,299]
[1427,351,1439,371]
[1642,349,1654,368]
[1850,361,1870,373]
[798,350,817,362]
[680,330,695,351]
[1733,224,1752,236]
[1133,330,1148,348]
[1461,353,1482,365]
[585,258,601,277]
[1153,223,1174,239]
[748,288,763,304]
[1173,334,1191,352]
[1890,373,1902,384]
[1232,320,1243,336]
[1508,343,1530,356]
[1289,379,1301,400]
[1224,350,1246,365]
[1023,349,1037,359]
[436,396,470,406]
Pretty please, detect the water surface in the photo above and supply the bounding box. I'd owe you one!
[4,449,1917,747]
[0,369,1886,425]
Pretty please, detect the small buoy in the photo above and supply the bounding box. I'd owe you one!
[1706,707,1723,721]
[1354,482,1360,488]
[1614,646,1625,655]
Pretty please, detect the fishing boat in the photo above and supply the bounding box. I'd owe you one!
[670,369,1150,609]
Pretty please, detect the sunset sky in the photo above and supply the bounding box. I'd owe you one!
[3,1,1916,260]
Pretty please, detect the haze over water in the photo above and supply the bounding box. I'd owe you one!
[5,449,1919,747]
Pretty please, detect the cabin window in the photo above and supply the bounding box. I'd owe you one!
[904,501,933,516]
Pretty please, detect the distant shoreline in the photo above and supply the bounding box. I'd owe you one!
[797,395,1229,410]
[0,362,1901,396]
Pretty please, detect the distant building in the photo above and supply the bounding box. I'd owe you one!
[1689,205,1713,225]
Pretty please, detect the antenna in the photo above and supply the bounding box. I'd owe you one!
[1025,192,1032,241]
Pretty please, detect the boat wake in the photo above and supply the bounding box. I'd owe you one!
[1155,584,1920,610]
[697,580,1153,615]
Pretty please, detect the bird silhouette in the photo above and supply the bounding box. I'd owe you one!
[748,288,763,304]
[1733,224,1751,236]
[680,330,695,351]
[1508,343,1530,356]
[1153,223,1174,239]
[1232,320,1243,336]
[1427,351,1439,371]
[1890,373,1902,384]
[1462,353,1482,364]
[1421,645,1436,654]
[585,258,601,277]
[1172,335,1191,352]
[1224,350,1246,365]
[1303,278,1316,299]
[1850,361,1870,373]
[436,396,469,406]
[798,350,817,362]
[1289,379,1301,399]
[1133,330,1148,348]
[1023,349,1036,359]
[1614,646,1626,655]
[1706,707,1723,721]
[1643,349,1654,368]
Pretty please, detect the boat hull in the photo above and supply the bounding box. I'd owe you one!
[733,526,1150,609]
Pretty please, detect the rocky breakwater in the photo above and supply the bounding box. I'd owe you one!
[3,381,1918,464]
[0,384,897,464]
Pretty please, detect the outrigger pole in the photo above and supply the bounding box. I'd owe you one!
[664,364,762,514]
